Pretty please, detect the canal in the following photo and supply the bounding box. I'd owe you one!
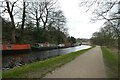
[2,45,91,70]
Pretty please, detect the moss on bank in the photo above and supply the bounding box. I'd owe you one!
[3,47,93,78]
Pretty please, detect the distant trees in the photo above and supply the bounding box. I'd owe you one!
[91,21,118,48]
[68,36,76,45]
[80,0,120,51]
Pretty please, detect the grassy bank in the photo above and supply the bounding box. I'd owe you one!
[3,47,94,78]
[101,47,118,78]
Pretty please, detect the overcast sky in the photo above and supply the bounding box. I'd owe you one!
[58,0,105,39]
[1,0,105,39]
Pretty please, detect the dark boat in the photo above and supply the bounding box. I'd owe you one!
[31,43,58,51]
[31,43,73,51]
[2,44,31,54]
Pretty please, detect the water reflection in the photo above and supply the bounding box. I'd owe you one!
[2,45,91,70]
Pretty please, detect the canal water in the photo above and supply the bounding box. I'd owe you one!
[2,45,91,70]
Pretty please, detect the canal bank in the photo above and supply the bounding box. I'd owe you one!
[2,46,93,78]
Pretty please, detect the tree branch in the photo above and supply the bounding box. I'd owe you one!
[11,0,19,12]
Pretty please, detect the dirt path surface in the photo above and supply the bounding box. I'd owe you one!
[44,46,108,78]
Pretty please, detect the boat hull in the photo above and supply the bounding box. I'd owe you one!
[2,49,31,55]
[2,44,31,55]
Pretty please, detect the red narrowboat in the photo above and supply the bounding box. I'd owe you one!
[2,44,31,54]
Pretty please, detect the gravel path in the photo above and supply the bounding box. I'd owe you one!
[44,46,108,78]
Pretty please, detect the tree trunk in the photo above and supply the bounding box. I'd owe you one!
[35,9,40,29]
[11,18,16,43]
[118,35,120,53]
[118,1,120,53]
[21,2,26,43]
[42,4,49,30]
[43,11,48,30]
[12,29,16,43]
[36,19,39,29]
[6,1,16,43]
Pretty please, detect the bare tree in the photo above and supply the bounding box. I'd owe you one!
[48,10,66,32]
[20,1,29,42]
[27,0,57,30]
[27,2,44,29]
[1,0,29,43]
[80,0,120,52]
[40,0,57,30]
[3,0,19,43]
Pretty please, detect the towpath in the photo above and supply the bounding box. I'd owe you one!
[44,46,108,78]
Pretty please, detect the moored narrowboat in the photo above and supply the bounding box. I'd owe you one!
[31,43,58,51]
[2,44,31,54]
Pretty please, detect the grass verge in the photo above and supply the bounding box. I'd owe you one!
[3,46,94,78]
[101,47,118,78]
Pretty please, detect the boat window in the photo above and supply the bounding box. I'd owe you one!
[7,45,12,49]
